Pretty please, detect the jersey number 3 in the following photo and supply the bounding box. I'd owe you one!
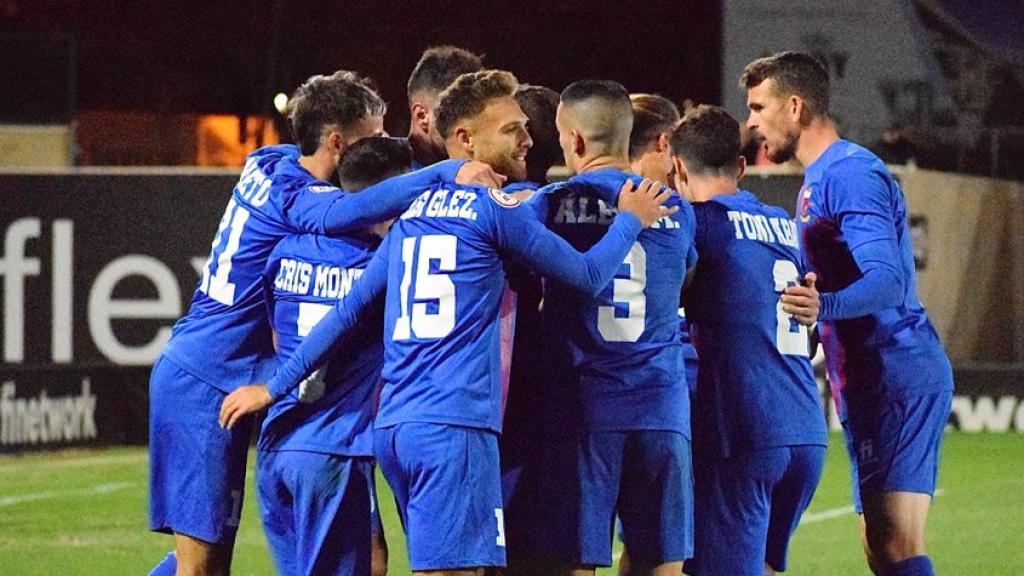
[598,242,647,342]
[393,235,457,340]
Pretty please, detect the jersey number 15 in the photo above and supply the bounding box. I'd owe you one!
[393,235,457,341]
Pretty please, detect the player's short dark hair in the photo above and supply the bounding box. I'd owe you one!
[407,45,484,101]
[628,93,681,161]
[560,79,634,148]
[337,137,413,192]
[288,70,386,155]
[560,79,631,110]
[515,84,561,180]
[434,69,519,140]
[739,51,830,117]
[670,105,741,175]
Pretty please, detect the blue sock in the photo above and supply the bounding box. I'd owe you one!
[886,555,934,576]
[147,551,177,576]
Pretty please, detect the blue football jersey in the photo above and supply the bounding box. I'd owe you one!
[265,182,645,433]
[529,168,696,435]
[258,233,384,457]
[685,191,827,459]
[797,140,952,414]
[160,145,464,392]
[678,310,698,393]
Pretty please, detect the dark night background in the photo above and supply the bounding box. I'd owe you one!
[1,0,722,135]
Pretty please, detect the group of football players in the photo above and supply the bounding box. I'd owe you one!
[148,46,953,576]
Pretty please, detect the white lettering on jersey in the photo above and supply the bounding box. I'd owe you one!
[274,258,313,295]
[405,188,478,221]
[313,266,364,298]
[234,157,272,207]
[726,211,798,248]
[552,196,616,225]
[401,190,431,220]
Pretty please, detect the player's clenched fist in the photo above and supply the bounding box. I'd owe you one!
[219,384,273,429]
[617,177,679,228]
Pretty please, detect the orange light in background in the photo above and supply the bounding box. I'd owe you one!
[196,115,280,167]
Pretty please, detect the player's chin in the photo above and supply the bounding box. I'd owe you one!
[502,158,528,183]
[766,142,795,164]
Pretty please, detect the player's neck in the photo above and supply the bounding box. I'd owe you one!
[298,151,336,182]
[795,117,840,168]
[630,154,669,185]
[689,176,739,203]
[408,131,446,167]
[575,153,631,175]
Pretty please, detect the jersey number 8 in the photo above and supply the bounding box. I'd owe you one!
[773,259,809,356]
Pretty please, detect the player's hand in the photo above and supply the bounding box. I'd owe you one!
[617,178,679,228]
[455,160,506,189]
[219,384,273,429]
[782,272,819,326]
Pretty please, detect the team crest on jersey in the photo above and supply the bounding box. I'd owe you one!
[489,188,520,208]
[309,185,336,193]
[799,187,813,222]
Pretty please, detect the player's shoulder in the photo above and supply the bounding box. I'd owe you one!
[666,192,695,227]
[247,143,300,164]
[822,141,892,186]
[534,179,572,199]
[502,181,541,197]
[268,233,317,261]
[564,167,631,198]
[482,186,524,209]
[737,190,790,221]
[443,182,525,212]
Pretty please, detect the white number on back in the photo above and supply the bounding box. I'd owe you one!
[295,302,333,402]
[199,198,249,305]
[773,259,809,356]
[393,235,458,340]
[598,242,647,342]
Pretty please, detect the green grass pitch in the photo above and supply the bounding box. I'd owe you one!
[1,433,1022,574]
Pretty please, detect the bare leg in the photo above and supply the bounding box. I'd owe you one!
[371,528,389,576]
[624,560,684,576]
[173,533,233,576]
[618,546,631,576]
[861,491,931,574]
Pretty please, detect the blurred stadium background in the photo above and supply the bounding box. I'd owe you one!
[1,0,1023,574]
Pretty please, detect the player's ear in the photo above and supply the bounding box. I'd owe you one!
[571,130,585,157]
[411,102,432,135]
[672,155,689,191]
[454,125,473,155]
[735,155,747,182]
[657,132,671,154]
[325,130,345,158]
[789,95,804,124]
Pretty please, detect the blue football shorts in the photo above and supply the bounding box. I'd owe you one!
[842,389,953,512]
[685,445,826,576]
[257,450,375,576]
[374,422,506,571]
[541,430,694,567]
[148,355,252,543]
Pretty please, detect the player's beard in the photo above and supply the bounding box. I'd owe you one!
[488,154,528,183]
[766,131,799,164]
